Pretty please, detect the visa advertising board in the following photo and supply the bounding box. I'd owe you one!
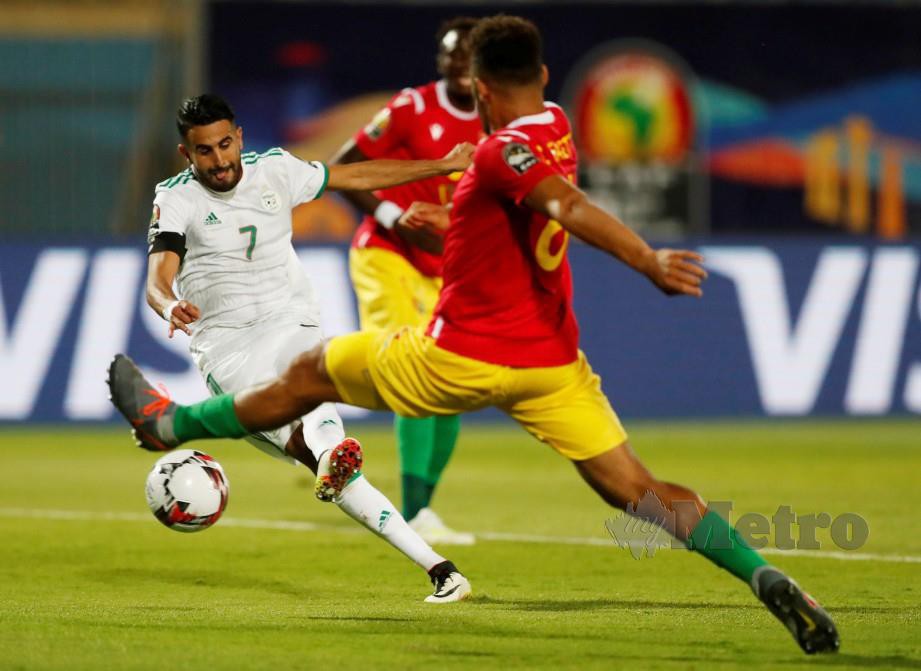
[2,240,919,423]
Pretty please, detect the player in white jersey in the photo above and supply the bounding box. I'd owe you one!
[143,94,473,603]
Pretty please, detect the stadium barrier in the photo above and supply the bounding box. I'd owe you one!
[1,239,919,422]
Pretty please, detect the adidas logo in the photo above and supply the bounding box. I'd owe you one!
[203,211,222,226]
[378,510,392,532]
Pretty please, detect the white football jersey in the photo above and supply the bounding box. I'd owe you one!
[148,148,326,342]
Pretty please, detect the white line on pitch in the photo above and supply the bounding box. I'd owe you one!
[2,507,920,564]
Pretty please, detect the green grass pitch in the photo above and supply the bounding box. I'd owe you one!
[0,421,919,670]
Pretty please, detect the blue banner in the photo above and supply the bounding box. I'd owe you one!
[1,240,920,422]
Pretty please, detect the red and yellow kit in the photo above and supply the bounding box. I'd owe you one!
[428,102,579,367]
[352,80,483,278]
[327,103,627,460]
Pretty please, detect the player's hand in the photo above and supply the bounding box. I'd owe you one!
[644,249,707,298]
[440,142,475,173]
[393,222,445,255]
[166,300,201,338]
[399,201,450,233]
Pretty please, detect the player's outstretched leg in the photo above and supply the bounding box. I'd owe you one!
[284,429,471,602]
[107,354,185,451]
[108,354,249,448]
[108,343,339,447]
[110,354,362,503]
[576,442,839,655]
[337,475,471,604]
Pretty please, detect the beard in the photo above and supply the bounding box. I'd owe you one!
[201,161,242,192]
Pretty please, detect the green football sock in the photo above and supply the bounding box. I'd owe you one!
[395,415,435,520]
[427,415,460,485]
[400,474,434,522]
[173,394,248,442]
[687,510,769,583]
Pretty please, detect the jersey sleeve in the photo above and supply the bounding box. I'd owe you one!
[281,150,329,206]
[477,137,557,205]
[148,188,192,257]
[352,90,416,158]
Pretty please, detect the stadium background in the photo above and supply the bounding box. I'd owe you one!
[2,3,920,669]
[2,0,920,422]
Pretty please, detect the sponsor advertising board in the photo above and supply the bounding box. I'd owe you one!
[2,241,919,422]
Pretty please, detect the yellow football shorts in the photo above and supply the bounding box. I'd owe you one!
[349,246,442,331]
[325,326,627,461]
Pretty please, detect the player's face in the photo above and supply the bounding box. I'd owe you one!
[179,120,244,192]
[436,29,473,104]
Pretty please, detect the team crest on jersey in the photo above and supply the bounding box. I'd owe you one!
[149,204,160,230]
[503,142,539,175]
[364,108,392,141]
[261,189,280,213]
[146,205,161,246]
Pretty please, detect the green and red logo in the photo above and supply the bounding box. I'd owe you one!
[570,50,694,164]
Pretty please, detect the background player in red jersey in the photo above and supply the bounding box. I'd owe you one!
[329,17,482,545]
[110,15,839,653]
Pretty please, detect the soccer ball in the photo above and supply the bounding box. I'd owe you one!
[145,449,230,532]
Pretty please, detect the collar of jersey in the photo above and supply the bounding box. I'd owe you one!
[505,104,556,130]
[435,80,478,121]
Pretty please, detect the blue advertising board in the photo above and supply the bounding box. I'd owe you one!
[2,240,920,423]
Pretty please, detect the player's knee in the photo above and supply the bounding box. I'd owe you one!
[281,344,327,398]
[587,439,661,507]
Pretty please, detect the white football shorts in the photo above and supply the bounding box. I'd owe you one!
[191,318,344,465]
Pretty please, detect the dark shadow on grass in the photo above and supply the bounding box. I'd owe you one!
[301,615,413,623]
[86,567,313,599]
[776,653,921,669]
[396,647,501,659]
[826,605,911,615]
[74,615,413,631]
[473,595,760,613]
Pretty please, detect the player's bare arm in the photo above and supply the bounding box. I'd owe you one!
[328,141,383,214]
[146,250,201,337]
[524,174,708,298]
[326,142,474,192]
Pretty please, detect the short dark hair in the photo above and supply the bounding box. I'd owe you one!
[176,94,235,140]
[469,16,543,86]
[436,16,479,46]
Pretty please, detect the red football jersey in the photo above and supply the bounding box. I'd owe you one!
[352,80,483,277]
[427,103,580,367]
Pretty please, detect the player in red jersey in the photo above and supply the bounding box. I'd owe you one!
[329,17,483,545]
[109,16,840,651]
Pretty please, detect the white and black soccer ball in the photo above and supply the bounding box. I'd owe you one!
[145,449,230,533]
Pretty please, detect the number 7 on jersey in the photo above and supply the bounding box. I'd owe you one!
[239,225,257,260]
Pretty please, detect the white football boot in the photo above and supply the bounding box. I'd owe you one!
[424,560,472,604]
